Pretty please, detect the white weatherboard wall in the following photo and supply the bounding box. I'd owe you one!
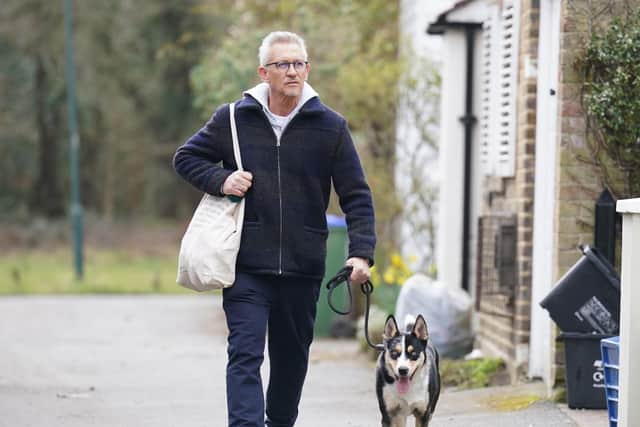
[616,198,640,427]
[529,0,561,391]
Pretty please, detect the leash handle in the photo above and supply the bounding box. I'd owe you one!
[326,266,354,315]
[325,266,384,352]
[360,280,385,352]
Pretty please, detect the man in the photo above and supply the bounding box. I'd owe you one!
[173,31,376,427]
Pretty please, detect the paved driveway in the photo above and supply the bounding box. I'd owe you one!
[0,296,605,426]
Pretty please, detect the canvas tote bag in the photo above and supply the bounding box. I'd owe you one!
[176,102,245,291]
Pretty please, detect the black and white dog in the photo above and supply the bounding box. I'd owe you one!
[376,314,440,427]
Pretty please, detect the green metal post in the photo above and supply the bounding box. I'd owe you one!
[64,0,83,279]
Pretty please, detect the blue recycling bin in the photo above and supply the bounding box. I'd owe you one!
[601,336,620,427]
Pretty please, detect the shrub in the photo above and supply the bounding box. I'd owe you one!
[581,11,640,197]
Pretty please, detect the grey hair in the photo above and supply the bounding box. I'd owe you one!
[258,31,308,65]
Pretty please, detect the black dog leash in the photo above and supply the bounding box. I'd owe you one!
[325,266,384,352]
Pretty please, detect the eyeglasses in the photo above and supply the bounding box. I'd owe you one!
[264,60,308,72]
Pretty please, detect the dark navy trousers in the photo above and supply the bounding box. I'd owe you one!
[222,272,321,427]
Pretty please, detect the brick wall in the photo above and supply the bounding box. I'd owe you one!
[475,0,639,385]
[477,174,517,363]
[477,0,539,380]
[552,0,640,385]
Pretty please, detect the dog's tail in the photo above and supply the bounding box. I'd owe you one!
[403,314,416,333]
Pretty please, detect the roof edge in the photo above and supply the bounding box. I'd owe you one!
[426,0,484,35]
[427,20,482,35]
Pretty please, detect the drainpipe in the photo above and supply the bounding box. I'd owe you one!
[459,27,477,292]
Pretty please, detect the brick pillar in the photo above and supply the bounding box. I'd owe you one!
[512,0,539,375]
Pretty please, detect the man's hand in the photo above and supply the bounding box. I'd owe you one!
[346,257,371,285]
[222,171,253,197]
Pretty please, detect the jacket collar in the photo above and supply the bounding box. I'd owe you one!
[237,82,326,115]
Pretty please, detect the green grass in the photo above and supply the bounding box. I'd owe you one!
[0,249,194,294]
[440,357,506,389]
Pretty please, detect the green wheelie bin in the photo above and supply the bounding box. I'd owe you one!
[314,214,349,337]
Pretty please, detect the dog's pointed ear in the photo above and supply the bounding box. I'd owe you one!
[383,315,399,340]
[412,314,429,341]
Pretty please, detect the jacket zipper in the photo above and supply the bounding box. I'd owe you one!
[276,116,304,275]
[276,136,283,275]
[255,107,302,276]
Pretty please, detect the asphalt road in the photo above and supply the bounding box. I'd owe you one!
[0,296,607,426]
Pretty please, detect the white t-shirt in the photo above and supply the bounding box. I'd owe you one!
[263,108,294,140]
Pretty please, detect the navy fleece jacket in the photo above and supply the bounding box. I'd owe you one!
[173,92,376,280]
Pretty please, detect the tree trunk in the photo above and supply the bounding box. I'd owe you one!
[30,54,65,217]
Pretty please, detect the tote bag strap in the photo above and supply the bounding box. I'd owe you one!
[229,102,243,171]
